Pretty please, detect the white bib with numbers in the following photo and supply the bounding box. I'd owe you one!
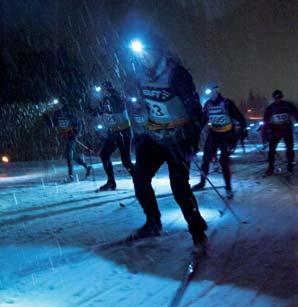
[271,113,290,124]
[58,118,71,129]
[142,83,189,126]
[207,100,232,132]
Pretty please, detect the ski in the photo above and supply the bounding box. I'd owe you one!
[169,242,208,307]
[169,229,217,307]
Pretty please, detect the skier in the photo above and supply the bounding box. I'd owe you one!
[192,83,247,198]
[45,100,91,182]
[262,90,298,176]
[95,81,134,191]
[128,35,207,248]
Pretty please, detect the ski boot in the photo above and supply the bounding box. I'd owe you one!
[192,178,206,191]
[97,180,116,192]
[64,175,74,183]
[226,189,234,199]
[262,168,274,177]
[189,217,208,253]
[133,217,162,239]
[85,166,92,179]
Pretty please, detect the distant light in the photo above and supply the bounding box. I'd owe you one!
[259,121,264,125]
[249,123,255,127]
[294,123,298,127]
[97,124,103,130]
[95,86,101,93]
[131,97,137,102]
[53,99,59,105]
[247,109,252,113]
[205,88,212,95]
[2,156,9,163]
[130,40,144,53]
[247,127,251,130]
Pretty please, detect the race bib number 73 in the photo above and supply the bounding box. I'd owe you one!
[147,101,169,118]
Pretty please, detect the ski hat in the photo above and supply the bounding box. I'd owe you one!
[272,89,283,98]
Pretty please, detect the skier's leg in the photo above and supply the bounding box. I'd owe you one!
[116,128,134,175]
[133,135,164,234]
[284,133,294,171]
[268,136,280,172]
[218,136,232,191]
[99,133,117,189]
[65,139,74,179]
[72,140,88,168]
[168,142,207,245]
[192,132,216,190]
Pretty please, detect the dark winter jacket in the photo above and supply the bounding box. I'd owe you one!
[134,61,203,147]
[262,100,298,139]
[50,107,83,140]
[95,89,130,131]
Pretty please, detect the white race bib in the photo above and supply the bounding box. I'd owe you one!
[146,100,170,118]
[271,113,289,124]
[58,119,70,128]
[209,114,230,126]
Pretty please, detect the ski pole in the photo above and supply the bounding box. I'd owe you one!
[192,158,247,224]
[75,139,95,153]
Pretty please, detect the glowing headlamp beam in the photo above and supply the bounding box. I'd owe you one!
[130,40,144,53]
[205,88,212,95]
[95,86,101,93]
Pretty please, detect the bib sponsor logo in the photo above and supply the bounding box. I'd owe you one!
[142,87,174,102]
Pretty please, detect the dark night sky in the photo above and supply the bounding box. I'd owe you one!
[1,0,298,102]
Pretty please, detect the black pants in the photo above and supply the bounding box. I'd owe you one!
[268,133,294,171]
[133,134,205,232]
[65,138,88,176]
[201,130,233,190]
[100,128,134,182]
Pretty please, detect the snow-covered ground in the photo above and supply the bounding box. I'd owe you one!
[0,143,297,307]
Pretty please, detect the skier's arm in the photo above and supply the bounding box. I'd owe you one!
[228,100,248,138]
[289,102,298,121]
[202,103,209,128]
[261,106,272,142]
[170,65,204,130]
[71,118,83,139]
[228,100,247,129]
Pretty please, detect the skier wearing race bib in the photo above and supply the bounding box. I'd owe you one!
[45,101,91,182]
[192,83,247,199]
[95,81,134,191]
[129,34,207,249]
[262,90,298,176]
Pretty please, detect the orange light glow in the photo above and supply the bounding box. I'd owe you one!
[2,156,9,163]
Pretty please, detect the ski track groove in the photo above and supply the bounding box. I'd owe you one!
[74,213,184,307]
[0,192,131,218]
[0,195,135,227]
